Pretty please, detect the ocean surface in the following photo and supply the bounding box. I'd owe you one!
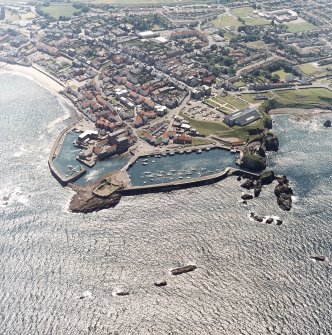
[0,72,331,335]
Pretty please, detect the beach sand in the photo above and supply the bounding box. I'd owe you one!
[0,62,64,94]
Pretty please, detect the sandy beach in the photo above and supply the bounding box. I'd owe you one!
[0,62,64,95]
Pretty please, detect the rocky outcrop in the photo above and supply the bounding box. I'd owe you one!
[240,146,267,172]
[274,176,293,211]
[264,133,279,151]
[323,120,331,127]
[154,280,167,287]
[171,265,197,275]
[241,193,253,200]
[260,170,275,185]
[309,256,326,262]
[69,182,122,213]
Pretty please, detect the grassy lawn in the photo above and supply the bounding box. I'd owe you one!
[90,0,201,4]
[244,17,270,26]
[234,80,247,88]
[286,21,318,33]
[272,69,291,81]
[212,15,241,28]
[298,62,329,77]
[40,4,79,19]
[246,40,267,49]
[240,92,274,104]
[231,6,254,17]
[192,138,215,146]
[221,95,249,110]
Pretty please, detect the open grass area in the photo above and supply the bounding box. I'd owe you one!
[205,95,248,114]
[260,88,332,112]
[40,4,79,19]
[298,62,329,77]
[244,17,270,26]
[212,15,241,28]
[90,0,201,4]
[286,21,318,33]
[272,69,291,81]
[246,40,267,49]
[231,6,254,17]
[20,11,36,20]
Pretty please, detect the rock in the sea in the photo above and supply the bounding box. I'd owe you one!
[276,219,283,226]
[260,170,275,185]
[241,193,253,200]
[277,193,292,211]
[254,187,261,198]
[254,215,264,222]
[171,264,197,275]
[323,120,331,127]
[266,218,274,224]
[237,176,242,181]
[309,256,326,262]
[154,280,167,287]
[241,179,254,190]
[116,291,130,296]
[274,177,293,211]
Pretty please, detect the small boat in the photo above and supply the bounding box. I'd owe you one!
[170,169,176,173]
[142,162,148,166]
[161,153,167,157]
[185,149,191,154]
[169,151,175,156]
[179,176,183,179]
[201,167,207,171]
[166,173,171,176]
[143,181,147,184]
[187,176,192,179]
[144,171,152,175]
[179,150,184,154]
[141,158,148,163]
[152,160,156,163]
[150,179,154,182]
[157,174,163,177]
[68,165,73,169]
[197,149,202,154]
[230,148,236,153]
[154,154,161,158]
[191,168,196,171]
[197,172,201,175]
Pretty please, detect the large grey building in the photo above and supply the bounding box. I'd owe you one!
[224,108,261,127]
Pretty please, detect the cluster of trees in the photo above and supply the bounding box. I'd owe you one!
[123,14,170,32]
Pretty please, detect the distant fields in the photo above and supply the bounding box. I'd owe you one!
[40,4,79,19]
[286,21,318,33]
[89,0,203,4]
[213,6,270,28]
[298,62,331,77]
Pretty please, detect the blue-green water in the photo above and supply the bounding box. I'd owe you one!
[53,132,130,185]
[0,72,331,335]
[128,148,237,186]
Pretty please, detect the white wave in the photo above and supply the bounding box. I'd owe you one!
[12,145,29,158]
[0,186,29,207]
[84,169,100,182]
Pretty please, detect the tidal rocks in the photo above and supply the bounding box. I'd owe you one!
[240,146,267,172]
[323,120,331,127]
[237,176,242,181]
[260,170,275,185]
[254,216,264,222]
[274,176,293,211]
[171,264,197,276]
[254,188,261,197]
[241,193,253,200]
[154,280,167,287]
[116,291,129,296]
[264,133,279,152]
[266,218,274,224]
[276,219,283,226]
[309,256,326,262]
[241,178,255,190]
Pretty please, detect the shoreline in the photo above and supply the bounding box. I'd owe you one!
[269,107,332,116]
[0,62,64,95]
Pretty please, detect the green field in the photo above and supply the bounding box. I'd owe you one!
[272,69,291,81]
[286,21,318,33]
[231,6,254,17]
[40,4,79,19]
[298,62,331,77]
[246,40,267,49]
[244,17,270,26]
[212,15,241,28]
[90,0,202,4]
[260,88,332,112]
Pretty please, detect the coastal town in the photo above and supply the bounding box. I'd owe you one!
[1,0,332,211]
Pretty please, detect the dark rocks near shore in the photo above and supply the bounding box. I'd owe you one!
[154,280,167,287]
[323,120,331,127]
[171,265,197,276]
[274,175,293,211]
[241,193,253,200]
[116,291,130,296]
[309,256,326,262]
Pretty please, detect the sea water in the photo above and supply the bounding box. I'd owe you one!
[0,73,331,334]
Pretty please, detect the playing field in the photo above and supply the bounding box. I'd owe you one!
[40,4,79,19]
[286,21,318,33]
[298,63,330,77]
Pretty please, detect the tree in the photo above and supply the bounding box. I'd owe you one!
[210,44,218,51]
[272,74,280,83]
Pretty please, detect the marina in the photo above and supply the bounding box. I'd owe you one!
[127,147,237,187]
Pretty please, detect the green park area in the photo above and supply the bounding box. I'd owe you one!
[39,4,80,19]
[298,62,331,78]
[271,69,291,81]
[212,6,270,28]
[90,0,201,4]
[205,95,249,114]
[260,88,332,112]
[286,21,318,33]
